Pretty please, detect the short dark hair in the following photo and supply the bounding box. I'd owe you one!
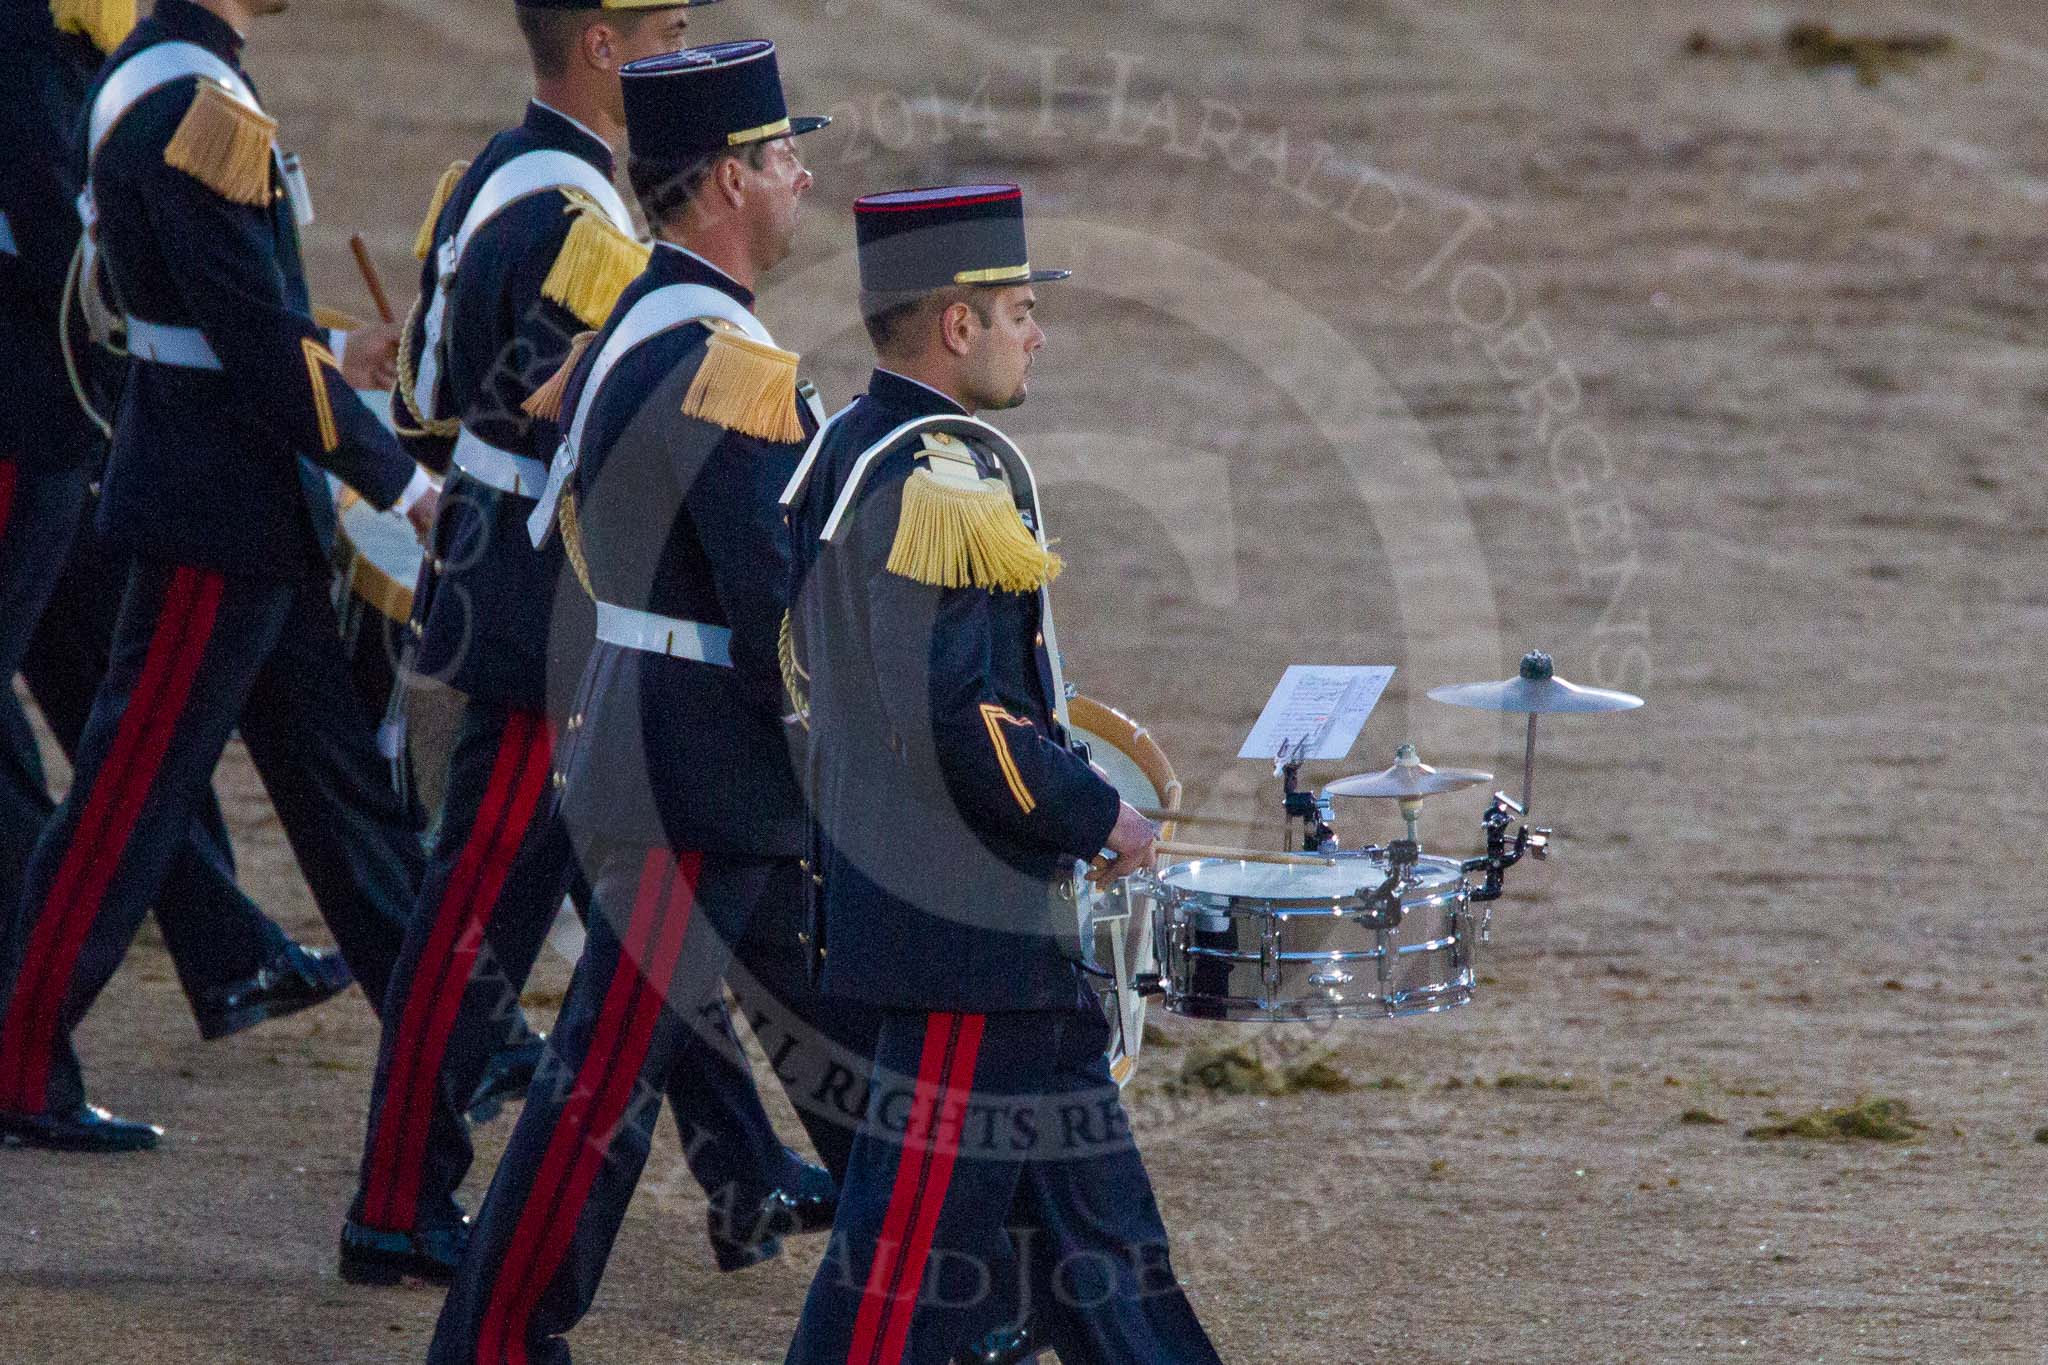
[859,286,995,355]
[629,141,772,230]
[515,5,592,80]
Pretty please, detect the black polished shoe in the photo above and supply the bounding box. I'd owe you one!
[707,1158,837,1272]
[338,1219,471,1287]
[956,1325,1044,1365]
[464,1034,546,1125]
[0,1104,162,1153]
[196,943,354,1041]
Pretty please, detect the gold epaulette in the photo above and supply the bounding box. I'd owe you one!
[312,305,363,333]
[50,0,137,55]
[885,432,1062,593]
[163,80,276,207]
[681,323,804,443]
[412,161,469,261]
[522,330,597,423]
[541,192,650,329]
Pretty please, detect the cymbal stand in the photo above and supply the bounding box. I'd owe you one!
[1460,792,1551,941]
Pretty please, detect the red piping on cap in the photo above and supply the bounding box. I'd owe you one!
[855,186,1022,214]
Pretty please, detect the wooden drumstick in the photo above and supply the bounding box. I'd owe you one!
[1154,841,1337,868]
[1134,806,1246,829]
[350,233,397,325]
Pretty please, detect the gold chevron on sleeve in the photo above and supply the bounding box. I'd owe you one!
[301,337,343,453]
[978,703,1037,814]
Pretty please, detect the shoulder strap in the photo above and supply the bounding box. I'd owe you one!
[778,398,862,511]
[448,149,633,264]
[817,413,1069,726]
[415,149,634,426]
[525,282,778,548]
[89,41,254,157]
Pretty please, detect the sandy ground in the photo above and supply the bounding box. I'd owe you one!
[6,1,2048,1361]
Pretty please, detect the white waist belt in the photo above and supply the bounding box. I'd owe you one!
[125,318,222,370]
[452,428,549,498]
[594,603,732,667]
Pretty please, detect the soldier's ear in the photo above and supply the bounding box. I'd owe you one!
[584,19,622,73]
[939,301,980,358]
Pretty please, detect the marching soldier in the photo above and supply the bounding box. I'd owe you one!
[430,41,876,1364]
[342,0,831,1288]
[0,0,369,1083]
[0,0,443,1153]
[779,186,1220,1365]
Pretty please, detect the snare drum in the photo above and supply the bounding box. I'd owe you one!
[1066,694,1180,1087]
[1150,851,1474,1021]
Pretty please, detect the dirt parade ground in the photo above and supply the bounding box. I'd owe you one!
[6,1,2048,1361]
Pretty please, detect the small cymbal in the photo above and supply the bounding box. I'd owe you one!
[1427,651,1645,715]
[1324,755,1493,800]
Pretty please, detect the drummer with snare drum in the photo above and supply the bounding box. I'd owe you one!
[780,183,1219,1365]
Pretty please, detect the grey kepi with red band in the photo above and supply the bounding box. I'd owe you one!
[854,184,1071,292]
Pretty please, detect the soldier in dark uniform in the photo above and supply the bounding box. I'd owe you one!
[430,41,877,1365]
[0,0,444,1154]
[0,0,369,1061]
[342,0,832,1289]
[779,186,1219,1365]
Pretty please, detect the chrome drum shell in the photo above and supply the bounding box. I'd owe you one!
[1149,852,1474,1021]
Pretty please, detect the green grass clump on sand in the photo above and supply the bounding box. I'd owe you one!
[1164,1043,1354,1097]
[1679,1109,1727,1126]
[1745,1097,1926,1143]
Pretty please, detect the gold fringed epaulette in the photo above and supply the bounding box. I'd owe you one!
[541,195,649,329]
[312,305,363,333]
[50,0,137,54]
[681,325,805,443]
[778,610,810,730]
[885,435,1063,593]
[557,489,595,599]
[522,330,597,423]
[163,80,277,208]
[413,161,469,261]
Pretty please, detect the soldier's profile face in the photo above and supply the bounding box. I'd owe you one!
[618,8,694,64]
[743,137,813,271]
[962,286,1043,412]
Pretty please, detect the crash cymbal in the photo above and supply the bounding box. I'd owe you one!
[1426,651,1644,715]
[1323,748,1493,800]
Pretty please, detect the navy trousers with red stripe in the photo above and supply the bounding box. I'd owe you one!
[0,468,288,1019]
[429,845,884,1365]
[351,697,566,1235]
[0,557,433,1117]
[786,1004,1221,1365]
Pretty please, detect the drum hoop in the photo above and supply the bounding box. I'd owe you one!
[335,486,416,624]
[1067,693,1182,835]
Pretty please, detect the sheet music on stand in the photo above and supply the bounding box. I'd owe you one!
[1238,665,1395,763]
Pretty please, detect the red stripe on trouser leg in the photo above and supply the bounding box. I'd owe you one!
[364,709,552,1228]
[871,1014,986,1365]
[0,567,222,1112]
[474,849,701,1365]
[0,460,18,540]
[846,1013,966,1365]
[495,851,699,1358]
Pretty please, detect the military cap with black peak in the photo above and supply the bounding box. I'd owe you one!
[620,40,829,165]
[854,184,1071,293]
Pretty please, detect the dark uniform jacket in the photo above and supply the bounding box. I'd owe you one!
[785,369,1121,1013]
[402,101,610,710]
[555,244,815,858]
[0,3,111,472]
[86,0,413,577]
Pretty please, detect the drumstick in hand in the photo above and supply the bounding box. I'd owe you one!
[350,233,397,325]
